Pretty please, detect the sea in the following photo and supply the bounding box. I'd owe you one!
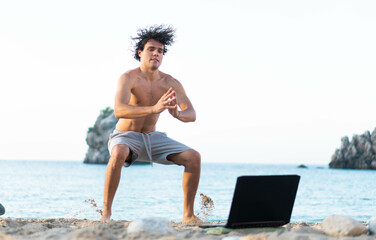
[0,160,375,223]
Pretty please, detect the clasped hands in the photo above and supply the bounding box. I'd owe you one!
[152,88,180,118]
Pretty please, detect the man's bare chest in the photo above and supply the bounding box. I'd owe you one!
[130,84,169,106]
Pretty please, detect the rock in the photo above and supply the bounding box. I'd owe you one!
[329,128,376,169]
[127,218,174,237]
[369,216,376,234]
[290,226,325,235]
[84,107,118,164]
[0,203,5,215]
[84,107,151,165]
[297,164,308,168]
[205,227,232,235]
[321,215,367,237]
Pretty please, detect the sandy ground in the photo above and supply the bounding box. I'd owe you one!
[0,218,375,240]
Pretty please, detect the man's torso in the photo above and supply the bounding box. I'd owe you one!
[116,68,175,133]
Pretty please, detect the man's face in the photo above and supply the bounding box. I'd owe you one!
[138,39,164,70]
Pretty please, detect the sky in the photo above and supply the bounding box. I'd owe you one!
[0,0,375,165]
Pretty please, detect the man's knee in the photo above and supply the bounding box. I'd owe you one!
[190,150,201,165]
[184,149,201,169]
[109,145,130,167]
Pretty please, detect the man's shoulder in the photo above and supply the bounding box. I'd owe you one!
[159,71,181,85]
[122,68,140,78]
[118,68,140,82]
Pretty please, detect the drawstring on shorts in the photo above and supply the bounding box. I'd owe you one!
[141,133,153,166]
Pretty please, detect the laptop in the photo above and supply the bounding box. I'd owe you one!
[200,174,300,229]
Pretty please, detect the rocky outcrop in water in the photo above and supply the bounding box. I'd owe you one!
[0,203,5,216]
[84,107,118,164]
[329,128,376,169]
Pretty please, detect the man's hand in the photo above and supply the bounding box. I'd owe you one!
[168,95,180,118]
[152,88,177,114]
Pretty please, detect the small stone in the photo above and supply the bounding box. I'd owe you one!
[127,218,174,237]
[368,216,376,234]
[0,203,5,215]
[322,215,367,237]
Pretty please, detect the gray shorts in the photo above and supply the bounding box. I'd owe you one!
[108,129,192,167]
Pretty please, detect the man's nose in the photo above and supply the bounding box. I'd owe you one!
[153,50,159,56]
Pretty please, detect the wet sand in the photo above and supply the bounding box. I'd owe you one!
[0,218,374,240]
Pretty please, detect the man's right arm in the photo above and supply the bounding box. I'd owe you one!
[114,74,176,119]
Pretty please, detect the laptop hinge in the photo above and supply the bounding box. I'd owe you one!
[228,220,286,228]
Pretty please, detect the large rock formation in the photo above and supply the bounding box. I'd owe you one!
[84,107,118,164]
[329,128,376,169]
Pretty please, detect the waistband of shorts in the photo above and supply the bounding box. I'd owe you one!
[113,129,165,135]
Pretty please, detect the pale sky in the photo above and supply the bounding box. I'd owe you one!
[1,0,375,165]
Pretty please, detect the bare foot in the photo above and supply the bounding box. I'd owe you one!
[182,215,203,225]
[99,214,111,223]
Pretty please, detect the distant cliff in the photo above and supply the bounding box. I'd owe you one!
[84,107,118,164]
[329,128,376,169]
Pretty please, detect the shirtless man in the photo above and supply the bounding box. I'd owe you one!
[100,25,201,224]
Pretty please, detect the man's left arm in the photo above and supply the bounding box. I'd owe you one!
[168,80,196,122]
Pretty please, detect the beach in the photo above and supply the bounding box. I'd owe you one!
[0,218,374,240]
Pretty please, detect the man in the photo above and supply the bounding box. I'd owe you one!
[100,25,201,225]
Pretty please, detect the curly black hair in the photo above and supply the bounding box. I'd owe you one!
[131,25,176,61]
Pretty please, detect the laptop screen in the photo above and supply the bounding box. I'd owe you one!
[227,175,300,227]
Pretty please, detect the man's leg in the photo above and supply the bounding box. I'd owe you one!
[100,144,130,222]
[168,149,201,224]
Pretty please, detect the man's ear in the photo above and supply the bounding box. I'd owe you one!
[138,50,142,59]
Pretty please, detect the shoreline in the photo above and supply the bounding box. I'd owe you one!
[0,218,374,240]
